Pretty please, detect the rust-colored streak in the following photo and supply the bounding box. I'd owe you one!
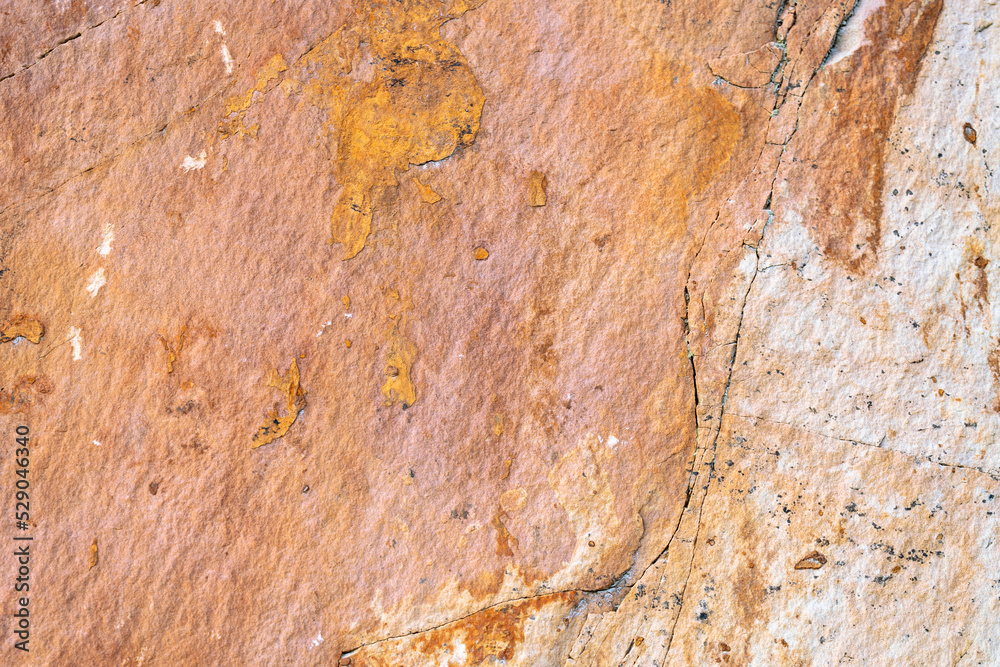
[732,517,765,660]
[411,591,581,663]
[790,0,942,274]
[491,508,519,558]
[972,256,990,304]
[0,315,44,344]
[956,241,991,343]
[251,359,307,449]
[988,349,1000,413]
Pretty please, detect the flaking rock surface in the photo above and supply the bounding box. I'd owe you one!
[0,0,997,665]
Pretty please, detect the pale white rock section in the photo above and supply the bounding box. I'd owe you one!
[657,3,1000,666]
[731,4,1000,475]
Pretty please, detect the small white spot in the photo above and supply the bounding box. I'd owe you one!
[213,20,225,35]
[69,326,82,361]
[86,268,106,297]
[344,313,353,318]
[181,150,208,172]
[93,440,102,447]
[310,632,323,649]
[97,223,114,256]
[607,435,619,448]
[452,639,468,664]
[221,44,234,74]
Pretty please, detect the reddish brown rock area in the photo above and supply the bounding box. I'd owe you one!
[1,0,998,664]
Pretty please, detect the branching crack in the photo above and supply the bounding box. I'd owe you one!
[659,8,853,659]
[663,202,765,660]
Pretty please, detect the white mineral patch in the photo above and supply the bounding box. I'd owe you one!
[86,267,106,297]
[181,151,208,172]
[69,326,82,361]
[221,44,234,74]
[97,223,113,256]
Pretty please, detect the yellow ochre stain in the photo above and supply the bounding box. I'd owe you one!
[381,316,417,409]
[156,326,187,374]
[294,0,487,259]
[224,54,288,115]
[493,413,505,437]
[528,170,547,207]
[0,316,44,344]
[218,54,288,139]
[414,176,443,204]
[251,358,307,449]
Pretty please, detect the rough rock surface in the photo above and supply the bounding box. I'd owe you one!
[0,0,997,664]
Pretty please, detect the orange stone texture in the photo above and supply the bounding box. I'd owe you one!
[1,0,998,664]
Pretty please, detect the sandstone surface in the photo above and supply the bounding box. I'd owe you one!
[1,0,997,665]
